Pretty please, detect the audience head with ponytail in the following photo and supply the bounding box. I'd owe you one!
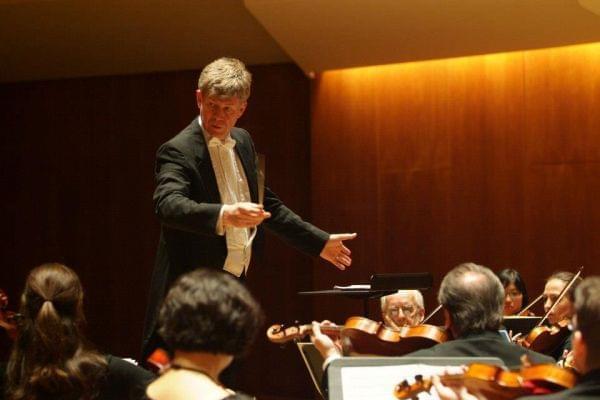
[6,263,108,400]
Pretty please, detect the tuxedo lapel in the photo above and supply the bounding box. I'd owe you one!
[189,121,221,203]
[232,130,258,203]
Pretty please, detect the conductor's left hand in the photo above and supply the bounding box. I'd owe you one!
[319,233,357,270]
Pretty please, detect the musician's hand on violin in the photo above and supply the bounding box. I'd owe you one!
[509,330,522,343]
[431,375,481,400]
[559,350,578,372]
[520,354,533,368]
[320,233,357,270]
[310,321,342,361]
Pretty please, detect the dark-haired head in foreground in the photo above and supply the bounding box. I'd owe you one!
[158,268,264,357]
[148,268,263,399]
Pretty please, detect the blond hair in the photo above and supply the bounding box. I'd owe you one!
[197,57,252,100]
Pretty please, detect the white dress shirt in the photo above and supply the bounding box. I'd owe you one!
[200,117,253,277]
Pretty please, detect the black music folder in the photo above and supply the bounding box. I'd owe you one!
[369,272,433,291]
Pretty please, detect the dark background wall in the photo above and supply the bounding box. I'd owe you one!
[0,63,318,400]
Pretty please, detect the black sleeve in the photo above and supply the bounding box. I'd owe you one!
[262,185,329,257]
[153,144,222,236]
[99,355,156,400]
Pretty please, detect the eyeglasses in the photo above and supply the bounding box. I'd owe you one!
[388,305,415,315]
[505,291,523,299]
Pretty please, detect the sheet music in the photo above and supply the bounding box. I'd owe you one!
[333,284,371,290]
[340,364,462,400]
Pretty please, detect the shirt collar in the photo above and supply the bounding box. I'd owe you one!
[198,116,235,147]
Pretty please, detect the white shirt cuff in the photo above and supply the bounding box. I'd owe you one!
[216,206,226,235]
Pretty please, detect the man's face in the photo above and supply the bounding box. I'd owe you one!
[382,293,424,329]
[543,279,574,325]
[196,90,246,139]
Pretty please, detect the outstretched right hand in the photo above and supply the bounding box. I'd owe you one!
[222,202,271,228]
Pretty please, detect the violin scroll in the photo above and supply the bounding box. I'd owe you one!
[266,322,341,344]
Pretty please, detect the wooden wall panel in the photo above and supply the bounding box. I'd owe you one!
[521,44,600,300]
[311,42,600,321]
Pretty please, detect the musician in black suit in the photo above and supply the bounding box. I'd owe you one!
[310,263,554,399]
[518,276,600,400]
[142,57,356,360]
[313,263,554,368]
[405,263,554,368]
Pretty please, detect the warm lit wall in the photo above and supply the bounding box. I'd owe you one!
[311,42,600,321]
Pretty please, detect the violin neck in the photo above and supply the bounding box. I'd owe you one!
[312,325,342,337]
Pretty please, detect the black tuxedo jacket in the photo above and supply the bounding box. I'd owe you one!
[141,119,329,358]
[406,330,555,369]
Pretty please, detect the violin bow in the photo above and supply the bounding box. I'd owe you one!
[422,304,442,324]
[518,293,544,316]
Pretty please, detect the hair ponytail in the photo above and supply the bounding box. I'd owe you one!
[6,264,107,400]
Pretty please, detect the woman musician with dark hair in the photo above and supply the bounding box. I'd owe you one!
[2,263,154,400]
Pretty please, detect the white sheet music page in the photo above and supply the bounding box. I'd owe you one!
[340,364,463,400]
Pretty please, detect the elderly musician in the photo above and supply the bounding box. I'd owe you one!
[311,263,554,371]
[311,263,554,389]
[381,290,425,330]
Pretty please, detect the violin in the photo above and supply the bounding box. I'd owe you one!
[267,321,341,344]
[394,363,577,400]
[0,289,19,340]
[520,319,571,354]
[267,316,449,356]
[519,267,583,354]
[343,317,449,356]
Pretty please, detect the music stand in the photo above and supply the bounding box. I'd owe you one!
[327,356,505,400]
[298,273,432,317]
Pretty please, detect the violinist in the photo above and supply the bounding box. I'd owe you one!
[496,269,530,316]
[542,271,581,361]
[381,290,426,330]
[306,289,426,363]
[3,263,154,400]
[519,276,600,399]
[404,263,554,368]
[434,276,600,400]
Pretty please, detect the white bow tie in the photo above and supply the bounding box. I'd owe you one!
[208,136,236,150]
